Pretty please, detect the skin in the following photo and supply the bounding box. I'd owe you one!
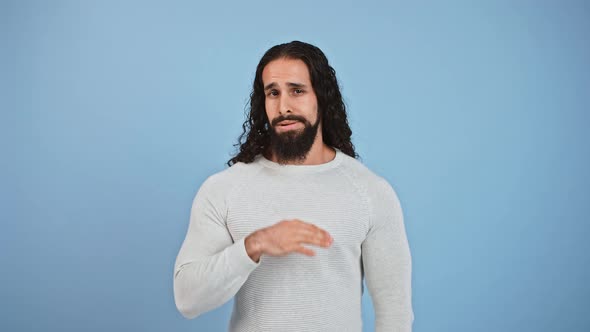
[245,219,333,263]
[244,58,336,263]
[261,57,336,166]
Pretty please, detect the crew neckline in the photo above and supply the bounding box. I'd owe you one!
[257,148,344,173]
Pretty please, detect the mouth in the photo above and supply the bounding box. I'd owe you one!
[276,120,301,130]
[278,120,298,126]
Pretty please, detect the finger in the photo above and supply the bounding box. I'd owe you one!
[291,219,310,226]
[296,231,332,248]
[307,226,332,245]
[291,221,332,244]
[293,245,316,257]
[293,219,330,236]
[290,227,325,241]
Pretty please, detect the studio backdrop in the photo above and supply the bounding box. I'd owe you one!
[3,0,589,331]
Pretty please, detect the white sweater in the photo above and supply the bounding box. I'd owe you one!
[173,149,414,331]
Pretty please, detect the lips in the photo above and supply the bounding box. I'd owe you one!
[278,120,299,126]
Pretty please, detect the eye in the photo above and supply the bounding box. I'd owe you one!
[293,89,304,95]
[267,89,279,97]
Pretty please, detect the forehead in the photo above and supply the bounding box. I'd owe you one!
[261,58,311,85]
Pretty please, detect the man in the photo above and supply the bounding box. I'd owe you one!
[173,41,414,331]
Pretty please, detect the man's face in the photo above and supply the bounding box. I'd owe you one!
[262,58,320,163]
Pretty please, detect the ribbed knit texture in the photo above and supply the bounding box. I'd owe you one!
[173,149,414,331]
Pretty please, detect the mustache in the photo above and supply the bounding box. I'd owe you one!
[271,115,307,127]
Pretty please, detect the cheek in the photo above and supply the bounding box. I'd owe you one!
[265,99,278,121]
[264,99,272,113]
[265,98,279,110]
[304,96,319,117]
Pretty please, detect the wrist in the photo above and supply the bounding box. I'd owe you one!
[245,231,264,263]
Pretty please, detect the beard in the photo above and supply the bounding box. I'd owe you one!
[268,113,321,165]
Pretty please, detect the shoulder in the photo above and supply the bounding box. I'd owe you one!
[190,159,265,220]
[338,153,396,193]
[338,154,402,218]
[197,158,265,196]
[338,155,404,233]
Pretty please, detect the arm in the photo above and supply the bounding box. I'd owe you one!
[173,174,260,319]
[362,178,414,331]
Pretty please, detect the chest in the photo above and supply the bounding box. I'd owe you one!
[225,176,370,252]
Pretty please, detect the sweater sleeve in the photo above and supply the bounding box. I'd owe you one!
[362,177,414,331]
[173,174,260,319]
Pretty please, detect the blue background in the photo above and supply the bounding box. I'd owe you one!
[2,0,589,331]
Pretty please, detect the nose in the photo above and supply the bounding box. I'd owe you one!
[278,93,292,115]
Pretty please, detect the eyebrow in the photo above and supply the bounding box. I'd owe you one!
[264,82,307,91]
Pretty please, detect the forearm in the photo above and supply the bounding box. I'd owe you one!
[364,178,415,331]
[173,237,259,319]
[370,242,413,331]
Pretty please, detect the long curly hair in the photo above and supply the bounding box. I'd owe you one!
[227,41,358,166]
